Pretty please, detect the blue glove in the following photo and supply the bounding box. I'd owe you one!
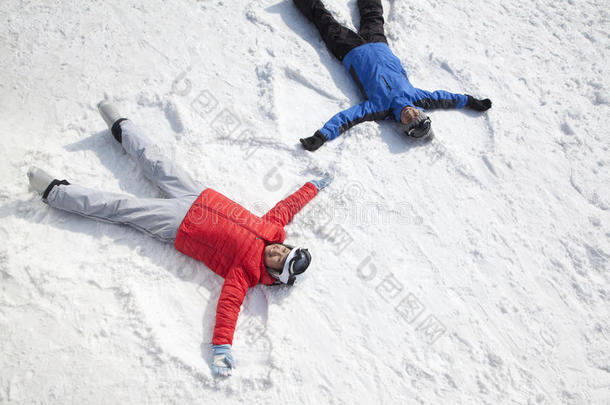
[310,174,333,191]
[211,344,235,377]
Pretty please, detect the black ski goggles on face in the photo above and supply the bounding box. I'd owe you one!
[284,248,311,286]
[405,116,432,139]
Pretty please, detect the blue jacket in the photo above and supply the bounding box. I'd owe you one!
[318,42,469,140]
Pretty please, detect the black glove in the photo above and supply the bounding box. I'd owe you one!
[300,131,327,151]
[466,95,492,112]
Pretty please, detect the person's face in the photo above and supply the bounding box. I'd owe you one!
[400,106,421,125]
[264,244,291,271]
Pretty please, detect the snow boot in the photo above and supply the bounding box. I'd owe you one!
[97,100,127,143]
[27,167,54,195]
[27,167,70,199]
[28,166,70,201]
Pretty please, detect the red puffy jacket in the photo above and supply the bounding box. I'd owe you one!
[174,182,317,345]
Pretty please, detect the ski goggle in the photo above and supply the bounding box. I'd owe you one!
[278,248,311,286]
[405,116,433,139]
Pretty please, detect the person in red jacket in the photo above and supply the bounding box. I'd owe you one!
[27,101,332,377]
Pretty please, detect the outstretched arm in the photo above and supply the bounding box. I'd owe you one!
[301,101,388,151]
[210,267,250,377]
[413,89,492,112]
[213,267,250,346]
[262,182,319,227]
[413,89,470,110]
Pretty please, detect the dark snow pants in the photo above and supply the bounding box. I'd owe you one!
[293,0,387,61]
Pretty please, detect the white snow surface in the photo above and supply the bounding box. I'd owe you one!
[1,0,609,403]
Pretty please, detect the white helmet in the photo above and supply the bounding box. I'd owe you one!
[276,247,311,285]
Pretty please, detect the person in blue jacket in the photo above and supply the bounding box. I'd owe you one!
[294,0,493,151]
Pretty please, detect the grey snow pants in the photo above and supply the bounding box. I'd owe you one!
[45,120,201,243]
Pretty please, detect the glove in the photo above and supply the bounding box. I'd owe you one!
[310,173,333,191]
[300,131,327,151]
[211,344,235,377]
[466,95,492,112]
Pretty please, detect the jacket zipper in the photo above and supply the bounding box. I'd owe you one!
[382,75,392,90]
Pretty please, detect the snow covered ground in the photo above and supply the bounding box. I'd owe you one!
[1,0,609,403]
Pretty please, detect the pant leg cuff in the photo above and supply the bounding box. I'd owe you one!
[42,179,70,200]
[111,118,129,143]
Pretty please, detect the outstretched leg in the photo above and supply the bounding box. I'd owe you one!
[357,0,387,44]
[44,182,195,243]
[293,0,365,61]
[117,120,202,198]
[99,101,202,199]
